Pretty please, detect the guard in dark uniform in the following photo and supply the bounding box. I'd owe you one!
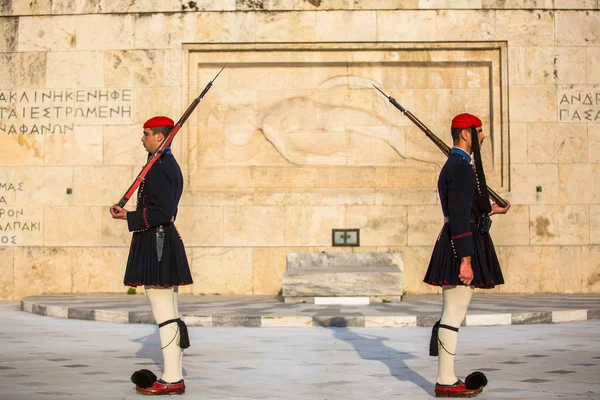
[423,113,510,398]
[111,116,192,396]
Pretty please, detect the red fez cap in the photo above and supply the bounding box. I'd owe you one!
[451,113,482,129]
[143,116,174,129]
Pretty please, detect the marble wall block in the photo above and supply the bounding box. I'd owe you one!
[315,11,377,42]
[180,0,236,10]
[375,188,438,206]
[0,17,17,52]
[510,123,528,164]
[591,205,600,245]
[176,206,223,246]
[103,0,182,13]
[254,188,376,206]
[292,0,355,10]
[72,247,129,293]
[191,247,253,294]
[586,47,600,84]
[46,51,104,88]
[0,134,44,167]
[509,85,557,123]
[163,50,183,87]
[44,125,103,166]
[17,16,76,52]
[105,50,164,87]
[224,206,284,246]
[510,164,558,204]
[0,248,14,300]
[256,12,316,42]
[133,88,181,126]
[419,0,482,7]
[436,10,495,41]
[252,247,287,294]
[8,0,52,14]
[544,0,598,8]
[588,124,600,163]
[13,247,72,299]
[101,210,132,246]
[345,205,407,246]
[52,0,103,14]
[13,167,74,206]
[509,47,586,85]
[530,205,589,245]
[556,10,600,46]
[0,53,46,88]
[559,164,600,204]
[527,123,588,164]
[73,166,134,206]
[195,12,256,43]
[355,0,419,9]
[192,190,255,206]
[376,10,437,41]
[103,125,145,166]
[284,206,345,245]
[134,13,196,49]
[481,0,544,7]
[75,14,134,50]
[495,10,555,46]
[407,205,442,246]
[495,245,561,293]
[490,205,530,246]
[559,246,600,293]
[44,206,103,246]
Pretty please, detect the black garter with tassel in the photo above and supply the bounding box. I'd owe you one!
[158,318,190,349]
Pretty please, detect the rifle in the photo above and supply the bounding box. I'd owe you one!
[114,65,226,211]
[373,85,508,208]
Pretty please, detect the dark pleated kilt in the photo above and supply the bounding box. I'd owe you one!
[123,224,193,288]
[423,223,504,288]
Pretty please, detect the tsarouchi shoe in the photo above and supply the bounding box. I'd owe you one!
[136,379,185,396]
[434,380,483,398]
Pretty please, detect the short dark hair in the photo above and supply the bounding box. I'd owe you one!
[451,127,466,144]
[150,126,172,136]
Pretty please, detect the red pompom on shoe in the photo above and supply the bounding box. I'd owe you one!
[136,379,185,396]
[435,380,483,398]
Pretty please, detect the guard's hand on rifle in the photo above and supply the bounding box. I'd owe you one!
[459,256,474,286]
[489,200,511,216]
[110,204,127,220]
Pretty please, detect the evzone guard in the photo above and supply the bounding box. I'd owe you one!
[424,113,511,397]
[111,116,192,395]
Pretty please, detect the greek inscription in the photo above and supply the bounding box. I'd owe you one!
[0,89,134,133]
[0,184,42,246]
[559,88,600,123]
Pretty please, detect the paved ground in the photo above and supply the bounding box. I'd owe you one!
[1,301,599,400]
[21,293,600,327]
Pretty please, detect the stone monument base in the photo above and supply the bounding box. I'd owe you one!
[282,252,404,304]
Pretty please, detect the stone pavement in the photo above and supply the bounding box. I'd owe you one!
[1,302,599,400]
[21,293,600,327]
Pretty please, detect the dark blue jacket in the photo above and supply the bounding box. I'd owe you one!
[126,152,184,232]
[438,149,480,259]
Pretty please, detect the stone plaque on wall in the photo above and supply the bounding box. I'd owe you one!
[184,42,509,192]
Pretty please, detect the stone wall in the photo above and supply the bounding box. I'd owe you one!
[1,0,599,300]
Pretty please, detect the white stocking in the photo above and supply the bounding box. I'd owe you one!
[146,286,183,383]
[173,286,183,377]
[437,285,474,385]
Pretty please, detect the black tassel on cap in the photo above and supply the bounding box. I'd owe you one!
[131,369,157,388]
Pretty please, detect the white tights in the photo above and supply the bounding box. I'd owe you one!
[437,285,474,385]
[145,286,183,383]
